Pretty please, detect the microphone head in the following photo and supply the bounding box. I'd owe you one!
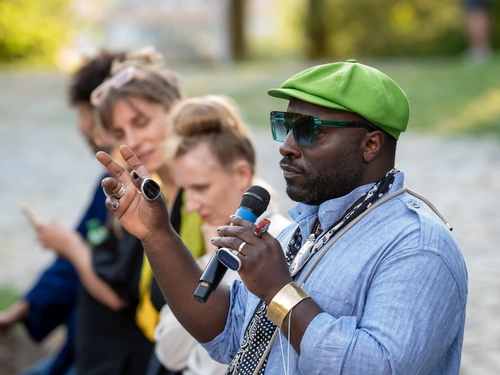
[240,185,271,217]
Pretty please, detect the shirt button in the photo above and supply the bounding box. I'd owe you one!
[411,202,420,209]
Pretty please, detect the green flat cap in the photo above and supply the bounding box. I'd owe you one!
[267,59,410,139]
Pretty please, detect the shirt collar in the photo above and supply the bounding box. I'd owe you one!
[287,172,405,240]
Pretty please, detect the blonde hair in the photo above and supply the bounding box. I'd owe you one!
[94,46,182,130]
[167,95,255,176]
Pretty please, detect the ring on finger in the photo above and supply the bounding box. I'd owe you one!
[217,247,242,271]
[254,218,271,237]
[238,241,247,253]
[111,183,127,199]
[140,178,162,201]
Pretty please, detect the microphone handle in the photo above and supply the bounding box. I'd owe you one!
[193,207,258,303]
[193,252,227,303]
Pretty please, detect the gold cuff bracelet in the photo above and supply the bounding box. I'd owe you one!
[266,282,310,328]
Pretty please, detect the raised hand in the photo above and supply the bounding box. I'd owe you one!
[96,145,171,241]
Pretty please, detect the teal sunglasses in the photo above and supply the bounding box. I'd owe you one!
[270,111,374,146]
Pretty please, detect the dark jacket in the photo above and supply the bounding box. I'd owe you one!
[23,174,109,375]
[76,190,185,375]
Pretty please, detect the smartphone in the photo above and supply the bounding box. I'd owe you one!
[20,202,38,227]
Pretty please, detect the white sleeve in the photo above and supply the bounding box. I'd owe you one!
[154,304,198,371]
[154,304,230,375]
[184,345,229,375]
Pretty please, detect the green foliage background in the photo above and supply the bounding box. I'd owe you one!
[1,0,499,64]
[0,0,74,65]
[267,0,500,59]
[318,0,464,57]
[0,0,497,136]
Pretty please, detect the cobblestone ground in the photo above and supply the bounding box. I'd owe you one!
[1,73,499,374]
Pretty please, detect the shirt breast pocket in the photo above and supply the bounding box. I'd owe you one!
[308,287,354,318]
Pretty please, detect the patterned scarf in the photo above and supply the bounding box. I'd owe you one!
[225,168,399,375]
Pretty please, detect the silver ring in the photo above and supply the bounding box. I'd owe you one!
[140,178,162,201]
[238,241,247,253]
[111,183,126,199]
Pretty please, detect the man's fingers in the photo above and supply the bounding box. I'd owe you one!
[228,215,255,229]
[212,235,248,251]
[102,177,124,193]
[105,197,120,211]
[119,145,141,168]
[120,145,150,173]
[215,224,262,247]
[117,145,156,191]
[129,169,145,190]
[97,147,153,194]
[96,151,129,183]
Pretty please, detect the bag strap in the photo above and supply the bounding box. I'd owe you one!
[406,188,453,231]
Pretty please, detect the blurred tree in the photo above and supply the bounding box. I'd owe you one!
[490,1,500,49]
[305,0,328,59]
[229,0,247,60]
[291,0,499,58]
[0,0,74,65]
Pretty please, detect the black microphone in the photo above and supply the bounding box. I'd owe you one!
[193,185,271,303]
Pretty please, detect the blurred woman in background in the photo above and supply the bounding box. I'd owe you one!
[49,47,205,375]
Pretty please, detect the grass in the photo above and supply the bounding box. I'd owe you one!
[171,54,500,138]
[0,287,20,311]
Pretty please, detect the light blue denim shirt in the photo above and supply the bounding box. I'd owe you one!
[202,173,468,374]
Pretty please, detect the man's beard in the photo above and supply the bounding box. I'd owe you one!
[281,157,363,205]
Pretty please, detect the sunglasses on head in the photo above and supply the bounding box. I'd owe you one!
[270,111,375,146]
[90,66,148,107]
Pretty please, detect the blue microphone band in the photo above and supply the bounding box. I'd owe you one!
[234,207,257,223]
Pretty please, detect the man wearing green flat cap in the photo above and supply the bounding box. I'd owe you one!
[97,60,468,375]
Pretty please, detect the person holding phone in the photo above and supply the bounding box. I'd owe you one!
[0,50,126,375]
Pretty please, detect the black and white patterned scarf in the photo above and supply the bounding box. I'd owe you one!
[225,168,399,375]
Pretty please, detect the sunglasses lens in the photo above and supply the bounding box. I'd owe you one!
[271,111,288,142]
[292,115,314,146]
[270,112,315,146]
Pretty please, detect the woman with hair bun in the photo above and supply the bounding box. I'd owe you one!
[153,95,290,375]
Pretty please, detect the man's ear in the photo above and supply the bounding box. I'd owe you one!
[362,131,384,163]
